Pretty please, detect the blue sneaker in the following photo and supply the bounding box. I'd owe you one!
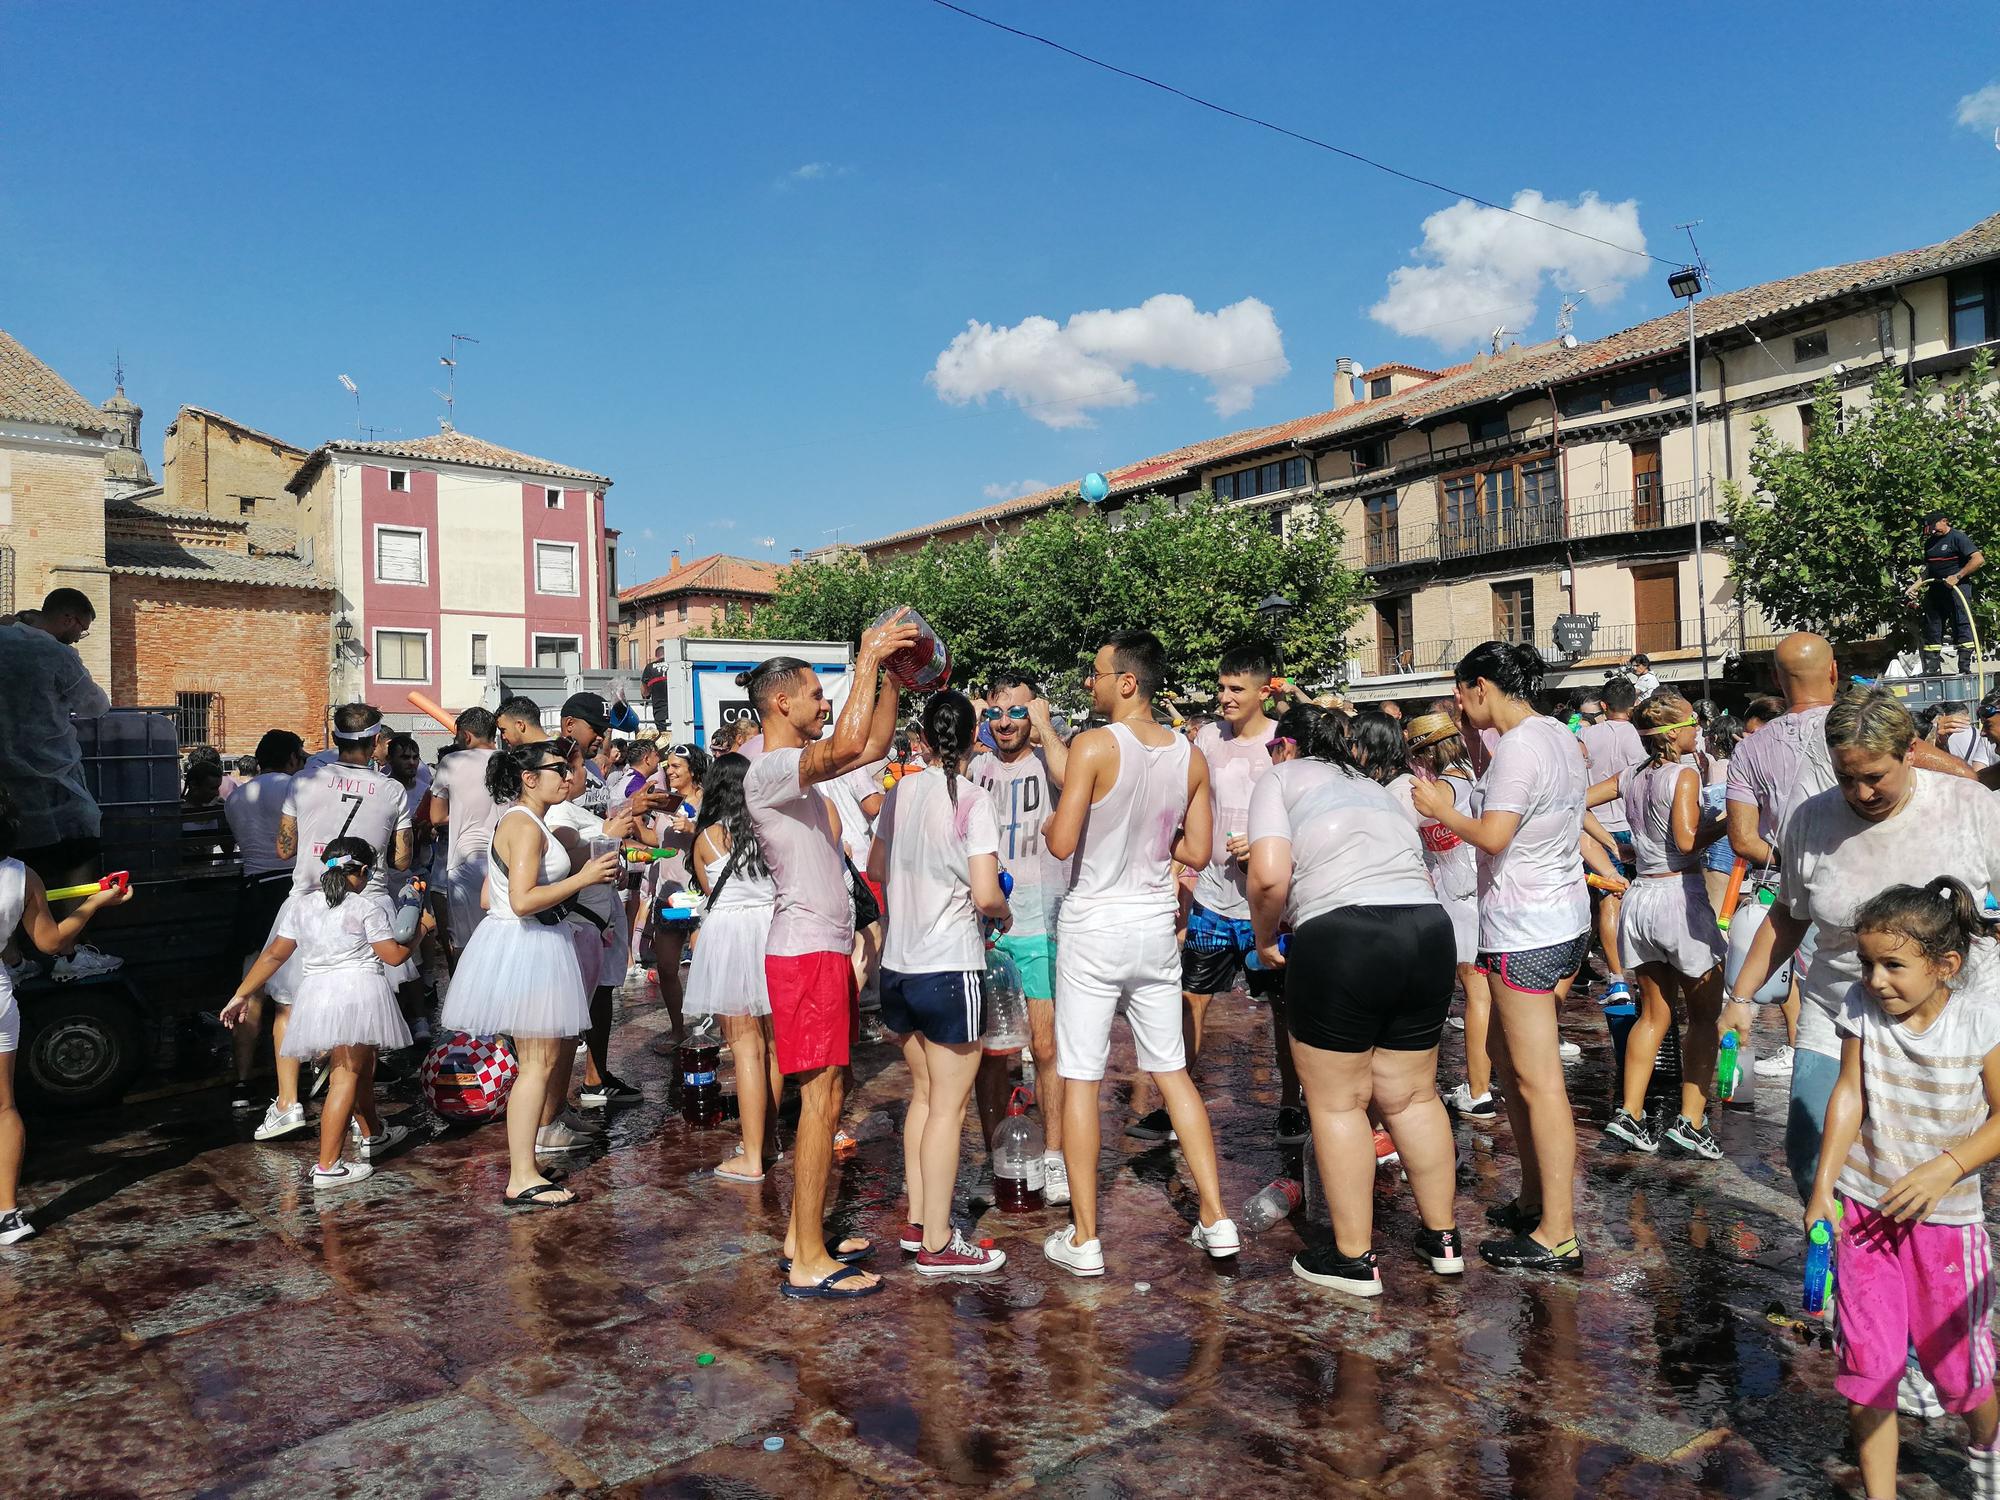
[1602,978,1633,1006]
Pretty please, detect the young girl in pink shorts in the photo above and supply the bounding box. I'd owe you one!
[1808,876,2000,1500]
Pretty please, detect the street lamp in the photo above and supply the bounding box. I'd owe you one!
[333,614,355,655]
[1669,264,1712,701]
[1257,591,1295,674]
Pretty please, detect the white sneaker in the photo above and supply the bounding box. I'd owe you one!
[0,1209,34,1245]
[253,1102,308,1141]
[1969,1440,2000,1500]
[1448,1014,1466,1030]
[355,1123,410,1159]
[1446,1082,1498,1120]
[1899,1362,1947,1419]
[1189,1216,1242,1259]
[1754,1044,1795,1078]
[3,957,38,988]
[1558,1040,1582,1062]
[535,1120,590,1153]
[560,1107,606,1136]
[1043,1225,1106,1278]
[310,1160,374,1190]
[1043,1152,1071,1206]
[51,945,123,981]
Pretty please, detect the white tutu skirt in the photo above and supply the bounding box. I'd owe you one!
[440,917,589,1038]
[683,901,774,1017]
[1619,872,1726,978]
[281,969,413,1056]
[262,905,303,1005]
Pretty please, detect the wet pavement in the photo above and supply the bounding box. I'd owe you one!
[4,975,1990,1498]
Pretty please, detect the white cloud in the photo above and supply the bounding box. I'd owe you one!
[1957,83,2000,130]
[776,161,852,190]
[928,294,1289,429]
[640,528,656,542]
[1369,190,1648,349]
[982,478,1050,501]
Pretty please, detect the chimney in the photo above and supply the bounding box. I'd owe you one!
[1334,357,1360,409]
[670,549,681,569]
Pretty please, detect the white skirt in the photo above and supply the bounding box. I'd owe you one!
[441,917,590,1039]
[682,900,774,1017]
[263,904,303,1006]
[1619,872,1726,979]
[281,968,413,1056]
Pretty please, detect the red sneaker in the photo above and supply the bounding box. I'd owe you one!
[899,1222,924,1252]
[914,1230,1007,1277]
[1373,1127,1401,1168]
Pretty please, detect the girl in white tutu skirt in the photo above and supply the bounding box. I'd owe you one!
[441,741,620,1208]
[686,753,782,1183]
[224,836,432,1191]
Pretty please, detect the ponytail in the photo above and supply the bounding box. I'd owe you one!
[1454,640,1546,703]
[1273,703,1365,777]
[486,746,530,803]
[318,836,376,908]
[1635,693,1696,766]
[922,690,978,810]
[1852,876,1986,973]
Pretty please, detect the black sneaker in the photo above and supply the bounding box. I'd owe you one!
[1479,1232,1583,1273]
[1662,1115,1723,1160]
[1292,1243,1382,1298]
[1484,1197,1542,1235]
[230,1080,258,1113]
[579,1074,643,1107]
[1416,1226,1465,1276]
[1125,1108,1175,1143]
[1604,1108,1659,1153]
[1274,1106,1310,1146]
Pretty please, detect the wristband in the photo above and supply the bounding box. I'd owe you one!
[1946,1147,1968,1177]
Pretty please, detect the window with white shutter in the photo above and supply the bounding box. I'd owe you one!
[535,541,578,595]
[374,526,426,585]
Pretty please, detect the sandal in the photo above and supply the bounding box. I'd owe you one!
[713,1158,766,1184]
[778,1263,883,1300]
[503,1183,578,1209]
[778,1238,874,1273]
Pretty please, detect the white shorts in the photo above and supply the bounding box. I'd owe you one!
[0,995,16,1054]
[1054,911,1184,1081]
[1619,872,1726,979]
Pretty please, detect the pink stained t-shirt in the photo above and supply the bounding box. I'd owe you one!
[1476,714,1589,952]
[1725,704,1832,846]
[1576,718,1647,833]
[1191,718,1275,920]
[744,745,855,957]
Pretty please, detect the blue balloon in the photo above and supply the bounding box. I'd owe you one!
[1080,472,1110,503]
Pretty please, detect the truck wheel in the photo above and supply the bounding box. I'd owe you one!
[20,991,144,1109]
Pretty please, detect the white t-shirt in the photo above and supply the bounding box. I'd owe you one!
[876,767,999,973]
[744,746,854,957]
[224,772,296,879]
[969,748,1066,939]
[1248,760,1436,927]
[1476,715,1589,951]
[544,799,620,923]
[1386,771,1478,904]
[282,759,412,895]
[1577,718,1646,833]
[275,888,395,979]
[431,748,497,872]
[824,761,885,871]
[1191,719,1275,920]
[1780,772,2000,1057]
[1620,760,1703,876]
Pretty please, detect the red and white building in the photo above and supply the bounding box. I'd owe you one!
[288,425,616,712]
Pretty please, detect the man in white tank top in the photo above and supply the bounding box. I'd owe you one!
[1042,631,1240,1276]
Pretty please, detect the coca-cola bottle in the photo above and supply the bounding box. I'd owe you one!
[678,1015,723,1128]
[871,606,952,692]
[992,1086,1046,1210]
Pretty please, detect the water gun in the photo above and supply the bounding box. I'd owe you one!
[880,762,916,791]
[1716,859,1747,932]
[984,871,1014,943]
[1716,1030,1742,1101]
[1586,872,1629,894]
[622,846,677,864]
[1803,1202,1844,1315]
[45,871,132,902]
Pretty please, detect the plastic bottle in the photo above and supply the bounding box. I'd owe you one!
[1803,1216,1836,1315]
[679,1015,724,1127]
[1240,1178,1303,1233]
[992,1087,1046,1210]
[1723,888,1794,1003]
[1246,933,1290,972]
[1715,1031,1741,1102]
[981,946,1028,1054]
[390,877,429,944]
[871,605,952,692]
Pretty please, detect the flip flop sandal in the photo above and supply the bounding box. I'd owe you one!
[778,1264,883,1300]
[778,1239,874,1273]
[713,1162,767,1184]
[503,1183,578,1209]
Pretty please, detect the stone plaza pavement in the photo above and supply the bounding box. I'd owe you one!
[1,974,1990,1498]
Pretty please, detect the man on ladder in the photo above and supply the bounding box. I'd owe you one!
[1917,509,1983,677]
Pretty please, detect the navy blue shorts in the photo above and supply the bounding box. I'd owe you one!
[879,967,985,1045]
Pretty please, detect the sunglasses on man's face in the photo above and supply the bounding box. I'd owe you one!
[982,706,1030,722]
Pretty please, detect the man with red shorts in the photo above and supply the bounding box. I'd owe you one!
[743,611,916,1300]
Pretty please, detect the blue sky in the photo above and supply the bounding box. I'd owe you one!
[5,2,1997,587]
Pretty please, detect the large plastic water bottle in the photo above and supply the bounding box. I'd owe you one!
[871,606,953,691]
[678,1015,723,1127]
[1716,1031,1742,1102]
[981,945,1028,1054]
[992,1087,1045,1210]
[1724,889,1794,1003]
[1240,1178,1303,1232]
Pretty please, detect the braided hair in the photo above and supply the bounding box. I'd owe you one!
[922,691,979,809]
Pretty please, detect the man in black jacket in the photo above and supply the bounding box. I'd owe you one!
[1917,510,1984,676]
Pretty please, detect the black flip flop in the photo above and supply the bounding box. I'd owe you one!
[778,1264,883,1300]
[503,1183,578,1210]
[777,1239,875,1274]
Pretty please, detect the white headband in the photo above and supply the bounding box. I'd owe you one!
[331,723,382,742]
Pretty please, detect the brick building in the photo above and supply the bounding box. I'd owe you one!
[161,406,310,527]
[614,552,784,669]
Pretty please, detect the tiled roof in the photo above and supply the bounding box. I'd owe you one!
[169,406,308,455]
[0,329,108,432]
[856,209,2000,551]
[620,553,785,603]
[106,538,328,591]
[288,425,612,492]
[107,492,239,529]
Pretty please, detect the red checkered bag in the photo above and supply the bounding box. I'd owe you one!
[420,1032,520,1121]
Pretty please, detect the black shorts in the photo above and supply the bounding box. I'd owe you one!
[1179,903,1282,1001]
[879,967,985,1045]
[1285,903,1456,1053]
[232,872,294,960]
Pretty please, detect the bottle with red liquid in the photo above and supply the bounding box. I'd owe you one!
[992,1086,1046,1210]
[871,606,952,692]
[678,1015,724,1128]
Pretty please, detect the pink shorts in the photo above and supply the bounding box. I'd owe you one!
[1834,1201,1997,1413]
[765,951,859,1076]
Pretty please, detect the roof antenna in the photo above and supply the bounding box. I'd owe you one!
[1675,220,1711,282]
[1488,325,1513,355]
[337,374,359,433]
[436,333,480,427]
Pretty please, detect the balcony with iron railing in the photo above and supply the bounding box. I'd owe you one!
[1348,608,1780,685]
[1348,481,1703,571]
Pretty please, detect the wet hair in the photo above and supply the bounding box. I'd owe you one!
[987,668,1040,698]
[1454,640,1545,702]
[692,753,766,879]
[1704,713,1745,763]
[1274,702,1362,777]
[1981,692,2000,723]
[922,691,979,809]
[1600,677,1638,713]
[1217,644,1274,682]
[1692,697,1721,726]
[709,722,743,754]
[1744,695,1785,730]
[1349,711,1408,785]
[332,702,383,737]
[254,730,304,769]
[485,742,564,803]
[738,656,812,714]
[455,706,497,743]
[1105,630,1167,698]
[1636,693,1695,765]
[0,784,16,860]
[495,695,541,727]
[1825,686,1916,759]
[1853,876,1985,975]
[318,835,376,908]
[386,733,420,761]
[41,587,94,619]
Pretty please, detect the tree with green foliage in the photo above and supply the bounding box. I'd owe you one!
[1723,356,2000,644]
[726,493,1363,703]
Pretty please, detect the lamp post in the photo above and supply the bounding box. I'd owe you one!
[1257,591,1295,671]
[1668,264,1711,701]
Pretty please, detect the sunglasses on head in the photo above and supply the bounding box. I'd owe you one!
[981,706,1030,722]
[1266,736,1297,756]
[666,743,695,760]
